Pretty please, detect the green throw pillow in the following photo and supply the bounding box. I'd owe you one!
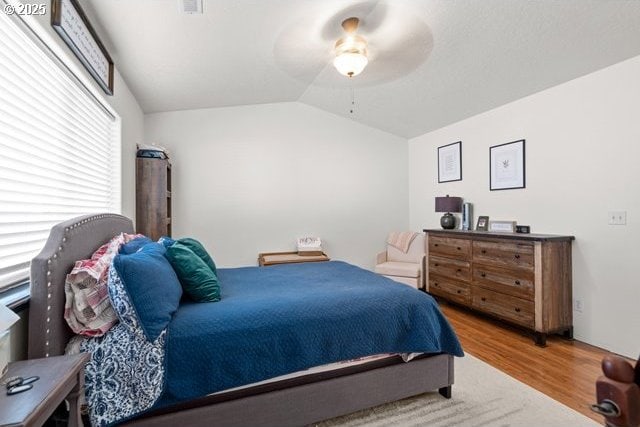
[178,238,217,274]
[165,242,220,302]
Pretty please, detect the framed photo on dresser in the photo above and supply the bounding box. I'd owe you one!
[476,216,489,231]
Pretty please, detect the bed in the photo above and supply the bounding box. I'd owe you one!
[28,214,462,426]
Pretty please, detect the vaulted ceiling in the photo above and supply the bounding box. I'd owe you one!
[85,0,640,138]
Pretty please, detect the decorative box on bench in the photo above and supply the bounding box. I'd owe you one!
[297,236,323,256]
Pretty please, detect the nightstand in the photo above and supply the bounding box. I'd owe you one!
[258,251,330,266]
[0,353,89,427]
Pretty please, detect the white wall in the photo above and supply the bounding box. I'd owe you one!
[145,102,409,268]
[409,55,640,358]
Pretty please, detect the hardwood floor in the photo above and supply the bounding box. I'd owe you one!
[439,301,629,423]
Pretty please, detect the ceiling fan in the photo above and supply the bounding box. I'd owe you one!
[273,2,432,87]
[332,17,369,78]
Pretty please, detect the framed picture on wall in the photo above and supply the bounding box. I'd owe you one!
[490,139,525,190]
[51,0,114,95]
[438,141,462,183]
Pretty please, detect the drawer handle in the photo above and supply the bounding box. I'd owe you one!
[481,249,487,254]
[457,247,461,250]
[434,243,439,247]
[481,297,486,302]
[434,263,439,267]
[514,307,521,313]
[456,290,461,294]
[456,268,462,273]
[514,254,521,259]
[480,272,486,278]
[515,280,521,285]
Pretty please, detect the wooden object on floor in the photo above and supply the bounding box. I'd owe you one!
[440,302,635,423]
[425,229,574,346]
[258,251,330,267]
[136,157,172,240]
[0,353,89,427]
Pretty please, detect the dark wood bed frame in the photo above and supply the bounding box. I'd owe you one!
[29,214,455,426]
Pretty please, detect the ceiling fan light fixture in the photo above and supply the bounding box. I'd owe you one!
[333,51,368,78]
[333,18,369,78]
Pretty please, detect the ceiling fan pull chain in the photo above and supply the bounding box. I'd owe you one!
[350,86,355,114]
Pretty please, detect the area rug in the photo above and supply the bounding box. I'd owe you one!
[317,354,599,427]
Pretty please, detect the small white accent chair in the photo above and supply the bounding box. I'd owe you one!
[374,233,425,289]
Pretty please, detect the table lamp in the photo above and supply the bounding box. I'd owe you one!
[435,195,463,229]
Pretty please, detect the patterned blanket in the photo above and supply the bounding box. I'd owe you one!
[68,267,165,427]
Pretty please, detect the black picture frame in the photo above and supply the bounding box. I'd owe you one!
[51,0,114,95]
[490,139,525,191]
[476,216,489,231]
[437,141,462,183]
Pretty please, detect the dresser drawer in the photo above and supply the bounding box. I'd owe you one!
[429,255,471,282]
[472,265,534,300]
[472,240,534,271]
[472,287,534,328]
[428,236,471,260]
[428,277,470,305]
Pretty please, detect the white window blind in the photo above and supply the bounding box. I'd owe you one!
[0,10,121,291]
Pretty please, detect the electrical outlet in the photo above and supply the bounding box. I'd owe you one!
[608,211,627,225]
[574,299,583,313]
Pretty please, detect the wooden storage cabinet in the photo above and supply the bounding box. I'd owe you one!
[424,229,574,346]
[136,157,172,240]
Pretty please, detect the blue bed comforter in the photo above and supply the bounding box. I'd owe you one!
[159,261,463,406]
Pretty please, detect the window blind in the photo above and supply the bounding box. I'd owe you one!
[0,10,121,291]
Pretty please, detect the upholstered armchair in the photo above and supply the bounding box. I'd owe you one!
[374,233,426,289]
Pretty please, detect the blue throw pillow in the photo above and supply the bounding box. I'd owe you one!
[112,243,182,342]
[119,236,153,254]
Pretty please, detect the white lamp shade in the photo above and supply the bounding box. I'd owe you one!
[333,52,368,77]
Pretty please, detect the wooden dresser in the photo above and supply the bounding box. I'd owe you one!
[424,229,574,346]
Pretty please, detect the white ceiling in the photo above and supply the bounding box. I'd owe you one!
[85,0,640,138]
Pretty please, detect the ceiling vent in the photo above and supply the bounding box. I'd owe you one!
[180,0,203,14]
